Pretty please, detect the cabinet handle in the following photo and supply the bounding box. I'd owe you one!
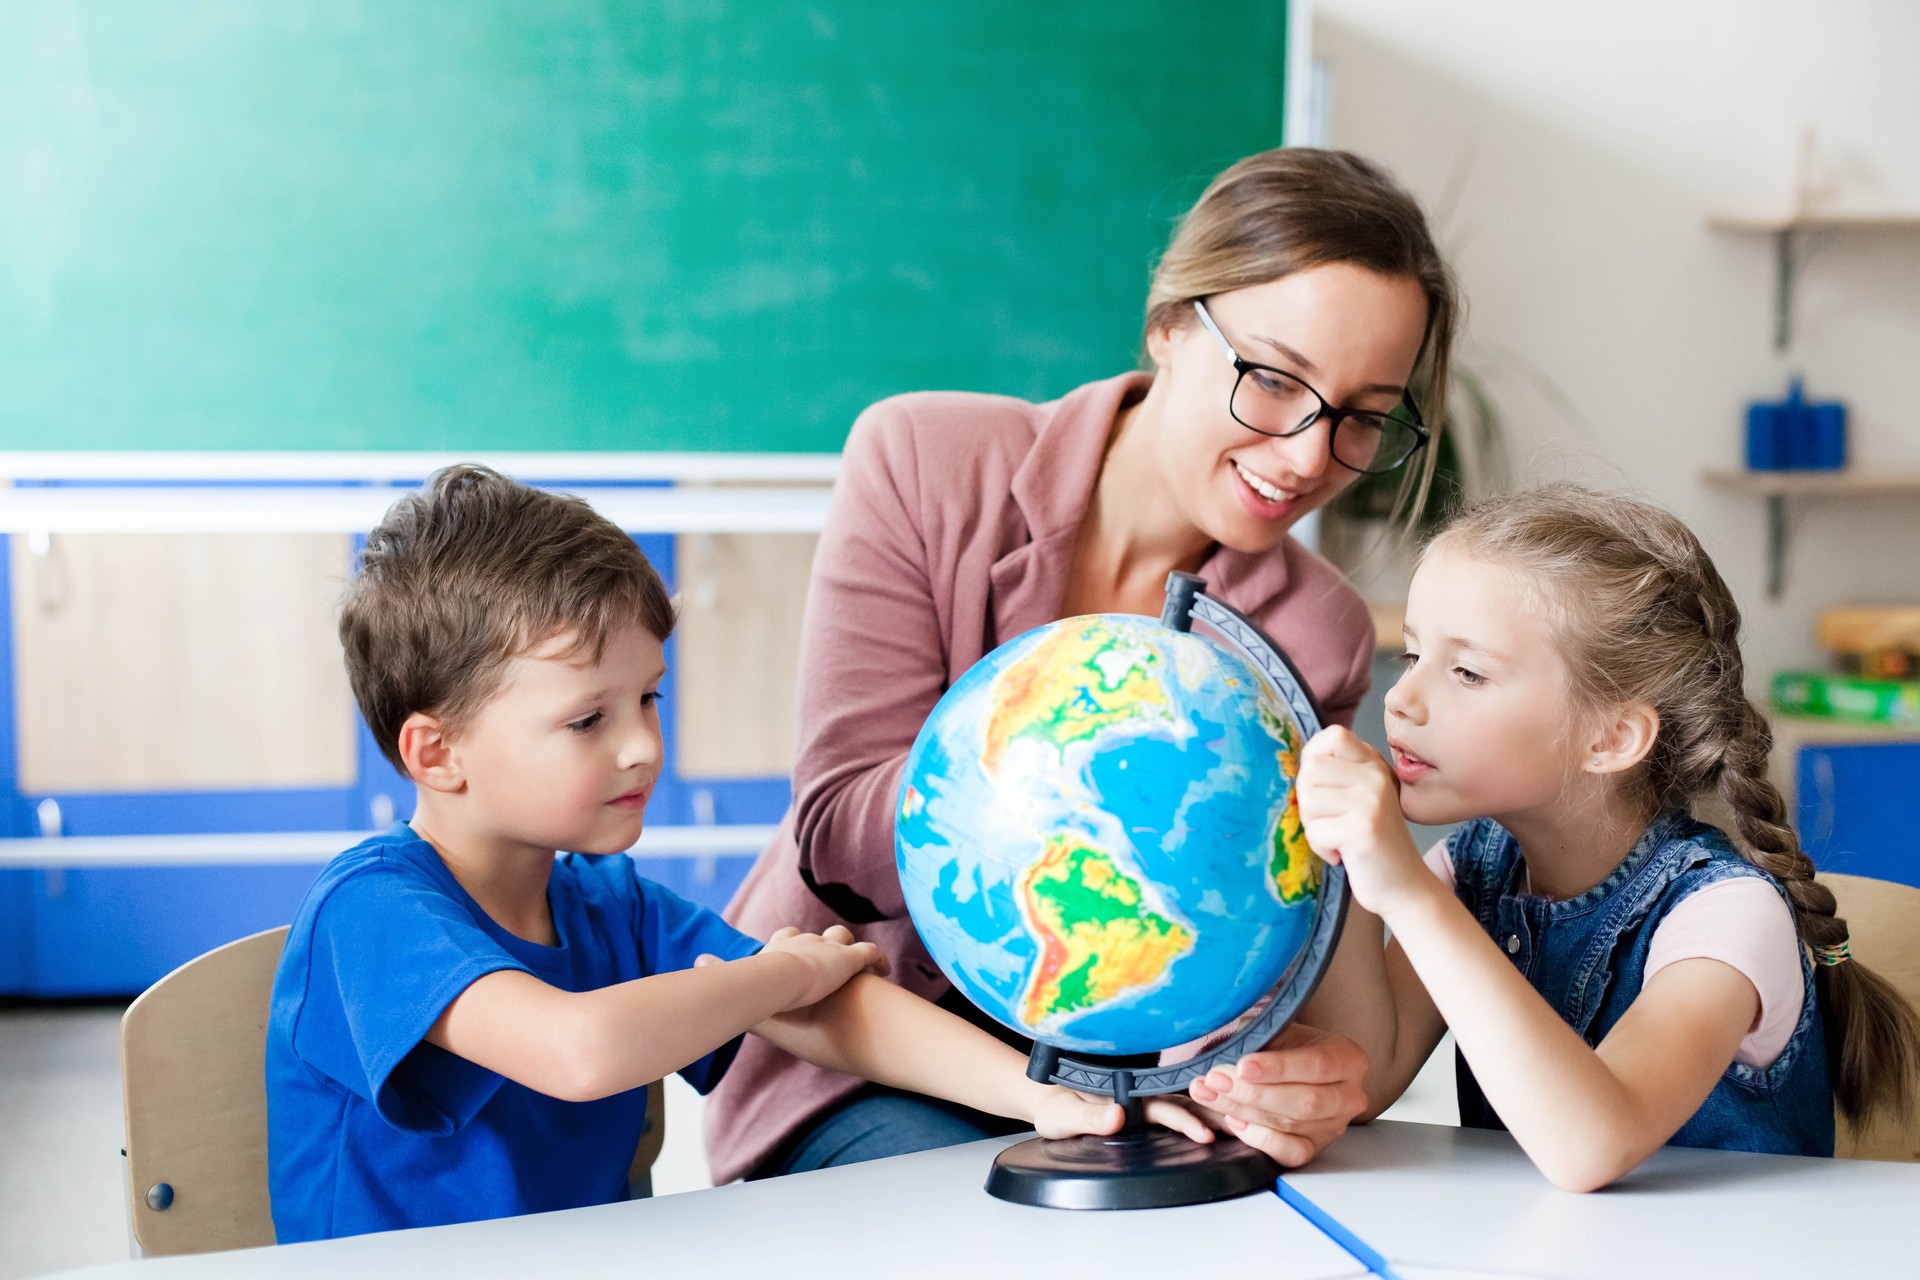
[36,798,64,900]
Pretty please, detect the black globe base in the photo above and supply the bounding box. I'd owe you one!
[985,1128,1280,1210]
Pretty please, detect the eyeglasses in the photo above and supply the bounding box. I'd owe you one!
[1191,299,1429,475]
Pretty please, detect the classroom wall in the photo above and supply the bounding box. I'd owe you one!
[1312,0,1920,685]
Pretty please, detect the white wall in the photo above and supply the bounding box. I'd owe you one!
[1314,0,1920,684]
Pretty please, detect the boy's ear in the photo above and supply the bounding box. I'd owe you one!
[397,712,464,794]
[1584,702,1660,777]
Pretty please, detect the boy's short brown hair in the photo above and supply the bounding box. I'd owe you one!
[341,465,675,772]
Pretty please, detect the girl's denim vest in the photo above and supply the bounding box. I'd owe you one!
[1448,811,1834,1156]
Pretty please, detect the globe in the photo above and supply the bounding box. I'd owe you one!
[895,608,1324,1059]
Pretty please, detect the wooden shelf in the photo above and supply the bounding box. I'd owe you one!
[1702,469,1920,599]
[1702,468,1920,496]
[1709,212,1920,234]
[1707,210,1920,350]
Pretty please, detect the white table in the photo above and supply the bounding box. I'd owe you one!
[1283,1121,1920,1278]
[51,1136,1364,1280]
[47,1122,1920,1279]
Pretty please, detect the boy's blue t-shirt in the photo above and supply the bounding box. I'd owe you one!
[265,825,761,1242]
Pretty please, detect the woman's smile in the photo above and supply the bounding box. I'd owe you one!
[1228,458,1305,521]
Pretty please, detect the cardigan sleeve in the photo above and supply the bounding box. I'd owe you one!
[786,399,950,924]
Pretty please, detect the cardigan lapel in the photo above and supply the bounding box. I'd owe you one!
[986,373,1149,645]
[986,370,1300,644]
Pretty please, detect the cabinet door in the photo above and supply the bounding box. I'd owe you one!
[10,532,356,794]
[1797,743,1920,888]
[0,871,30,990]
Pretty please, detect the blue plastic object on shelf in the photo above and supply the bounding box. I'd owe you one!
[1746,377,1847,471]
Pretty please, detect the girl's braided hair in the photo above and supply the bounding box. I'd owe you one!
[1436,482,1919,1129]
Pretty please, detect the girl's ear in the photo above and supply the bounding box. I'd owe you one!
[1584,702,1660,776]
[397,712,464,793]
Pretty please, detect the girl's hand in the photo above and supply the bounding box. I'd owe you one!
[1296,726,1431,921]
[1030,1086,1217,1144]
[760,924,891,1011]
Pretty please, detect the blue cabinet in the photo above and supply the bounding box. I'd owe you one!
[25,865,326,997]
[2,527,785,997]
[1796,742,1920,888]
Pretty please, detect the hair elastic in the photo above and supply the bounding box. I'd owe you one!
[1813,938,1853,967]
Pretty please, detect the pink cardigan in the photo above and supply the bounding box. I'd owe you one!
[704,372,1377,1182]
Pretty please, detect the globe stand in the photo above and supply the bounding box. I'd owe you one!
[985,572,1350,1210]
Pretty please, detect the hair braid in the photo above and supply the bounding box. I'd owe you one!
[1439,482,1920,1130]
[1684,550,1919,1127]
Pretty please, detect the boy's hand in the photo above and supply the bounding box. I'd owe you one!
[760,924,890,1011]
[1296,726,1430,921]
[1030,1086,1217,1145]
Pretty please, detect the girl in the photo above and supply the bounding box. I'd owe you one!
[1297,483,1920,1191]
[711,147,1459,1182]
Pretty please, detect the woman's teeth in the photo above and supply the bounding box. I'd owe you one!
[1234,459,1292,503]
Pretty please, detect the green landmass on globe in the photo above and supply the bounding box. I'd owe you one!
[1017,834,1194,1029]
[898,611,1325,1056]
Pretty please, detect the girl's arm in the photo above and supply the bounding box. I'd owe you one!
[1298,727,1758,1191]
[751,969,1215,1142]
[1385,883,1756,1189]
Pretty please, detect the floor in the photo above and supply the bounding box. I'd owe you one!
[2,1004,129,1280]
[0,1001,1456,1279]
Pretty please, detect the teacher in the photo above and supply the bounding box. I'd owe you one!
[707,147,1460,1183]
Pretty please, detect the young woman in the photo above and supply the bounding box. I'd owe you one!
[707,147,1461,1183]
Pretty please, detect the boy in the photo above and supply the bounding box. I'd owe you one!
[265,465,1205,1242]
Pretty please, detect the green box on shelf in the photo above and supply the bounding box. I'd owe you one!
[1770,671,1920,726]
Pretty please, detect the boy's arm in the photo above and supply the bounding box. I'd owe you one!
[750,972,1216,1142]
[426,927,886,1103]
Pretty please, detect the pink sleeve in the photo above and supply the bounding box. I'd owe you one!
[1645,880,1803,1069]
[1422,839,1454,886]
[785,401,947,923]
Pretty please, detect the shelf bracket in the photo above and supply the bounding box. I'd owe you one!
[1772,228,1796,351]
[1766,491,1788,599]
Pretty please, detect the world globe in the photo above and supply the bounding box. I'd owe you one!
[895,599,1326,1059]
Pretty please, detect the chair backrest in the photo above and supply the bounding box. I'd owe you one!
[121,924,667,1255]
[1823,873,1920,1163]
[121,925,288,1256]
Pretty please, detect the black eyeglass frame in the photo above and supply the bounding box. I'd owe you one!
[1191,298,1430,476]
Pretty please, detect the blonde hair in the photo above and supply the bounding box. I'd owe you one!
[1435,482,1920,1129]
[1145,147,1460,520]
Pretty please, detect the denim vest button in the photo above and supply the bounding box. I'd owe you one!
[1505,934,1521,954]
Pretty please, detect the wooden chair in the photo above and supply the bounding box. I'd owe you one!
[1823,873,1920,1163]
[121,926,666,1256]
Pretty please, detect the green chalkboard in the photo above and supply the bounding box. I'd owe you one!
[0,2,1287,452]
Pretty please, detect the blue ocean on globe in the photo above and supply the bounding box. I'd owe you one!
[895,613,1322,1056]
